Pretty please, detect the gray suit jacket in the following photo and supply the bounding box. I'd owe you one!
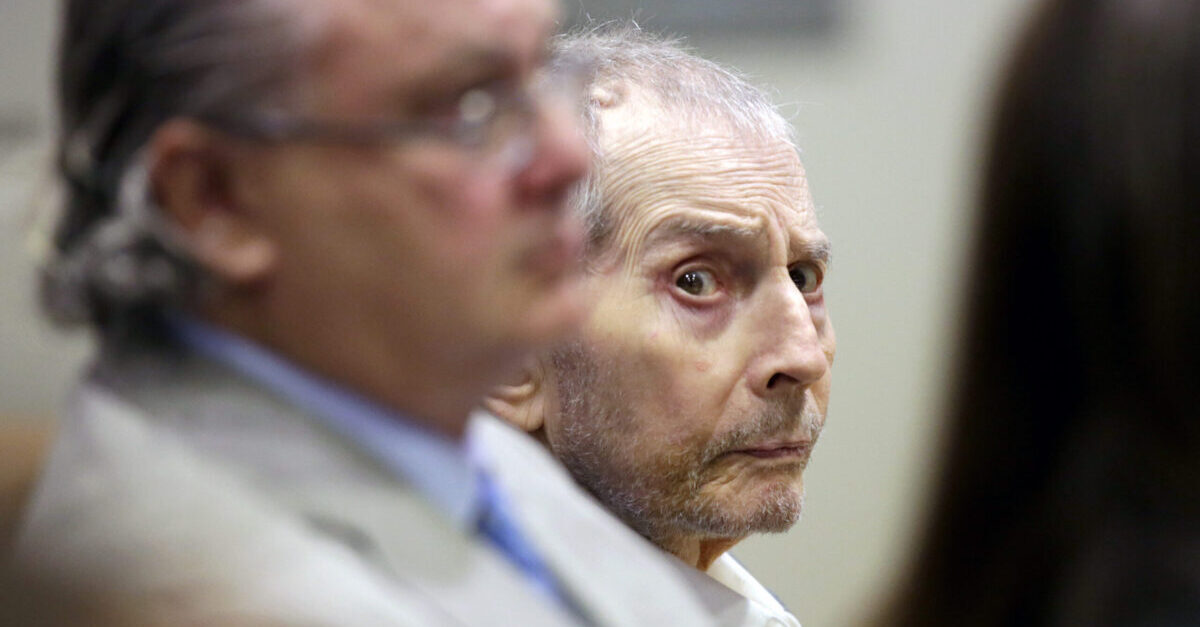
[16,344,579,626]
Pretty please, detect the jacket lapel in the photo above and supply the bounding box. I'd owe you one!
[286,482,580,627]
[100,346,580,627]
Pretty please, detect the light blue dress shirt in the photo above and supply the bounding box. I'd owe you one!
[170,317,569,611]
[170,317,479,528]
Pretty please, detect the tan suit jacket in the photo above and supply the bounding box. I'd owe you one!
[16,345,579,626]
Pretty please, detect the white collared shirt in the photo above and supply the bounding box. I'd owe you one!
[707,554,802,627]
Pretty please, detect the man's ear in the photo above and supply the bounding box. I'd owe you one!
[483,360,547,434]
[148,119,277,285]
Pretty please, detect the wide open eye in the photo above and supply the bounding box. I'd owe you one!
[788,264,822,294]
[674,268,718,297]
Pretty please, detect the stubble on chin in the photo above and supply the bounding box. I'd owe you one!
[548,342,818,549]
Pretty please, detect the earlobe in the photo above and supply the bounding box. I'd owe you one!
[483,362,546,433]
[148,119,277,286]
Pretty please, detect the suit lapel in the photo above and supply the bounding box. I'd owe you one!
[285,482,580,627]
[98,346,580,627]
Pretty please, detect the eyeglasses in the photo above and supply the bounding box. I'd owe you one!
[197,59,591,169]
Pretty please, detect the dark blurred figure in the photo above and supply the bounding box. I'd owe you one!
[884,0,1200,625]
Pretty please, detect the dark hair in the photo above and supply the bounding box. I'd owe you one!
[41,0,311,336]
[886,0,1200,624]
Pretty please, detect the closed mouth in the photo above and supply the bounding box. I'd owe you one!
[732,441,811,459]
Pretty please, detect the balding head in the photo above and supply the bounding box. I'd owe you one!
[552,26,798,259]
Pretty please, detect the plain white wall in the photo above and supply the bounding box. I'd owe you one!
[0,1,1035,624]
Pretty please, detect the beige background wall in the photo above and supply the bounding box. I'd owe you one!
[0,1,1034,625]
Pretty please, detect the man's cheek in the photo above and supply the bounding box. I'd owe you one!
[657,423,695,450]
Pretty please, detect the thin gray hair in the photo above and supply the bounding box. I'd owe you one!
[550,23,798,255]
[41,0,318,336]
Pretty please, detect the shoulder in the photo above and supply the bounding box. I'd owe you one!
[17,356,585,626]
[16,382,437,626]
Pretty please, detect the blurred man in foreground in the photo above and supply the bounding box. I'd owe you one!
[13,2,711,624]
[488,28,836,627]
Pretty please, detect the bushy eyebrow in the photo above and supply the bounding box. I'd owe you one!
[642,216,832,267]
[643,217,762,249]
[799,239,833,268]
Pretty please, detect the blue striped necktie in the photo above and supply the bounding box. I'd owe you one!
[475,470,569,606]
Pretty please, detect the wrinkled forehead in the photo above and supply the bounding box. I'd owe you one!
[594,107,822,267]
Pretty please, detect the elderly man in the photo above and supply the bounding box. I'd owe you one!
[15,3,713,625]
[487,29,836,627]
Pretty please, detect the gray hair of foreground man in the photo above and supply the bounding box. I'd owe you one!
[41,0,313,334]
[554,26,797,256]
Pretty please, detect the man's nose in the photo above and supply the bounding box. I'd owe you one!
[748,276,829,397]
[515,96,590,202]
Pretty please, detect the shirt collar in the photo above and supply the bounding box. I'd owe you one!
[707,553,791,615]
[169,316,480,529]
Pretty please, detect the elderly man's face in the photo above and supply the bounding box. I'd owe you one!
[540,113,835,551]
[225,0,588,421]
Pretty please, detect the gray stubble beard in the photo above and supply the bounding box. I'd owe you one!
[548,342,819,551]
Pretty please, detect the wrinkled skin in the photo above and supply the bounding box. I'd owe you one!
[539,101,836,569]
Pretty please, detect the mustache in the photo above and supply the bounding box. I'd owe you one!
[701,402,824,464]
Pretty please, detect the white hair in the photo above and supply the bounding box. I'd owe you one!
[552,24,798,254]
